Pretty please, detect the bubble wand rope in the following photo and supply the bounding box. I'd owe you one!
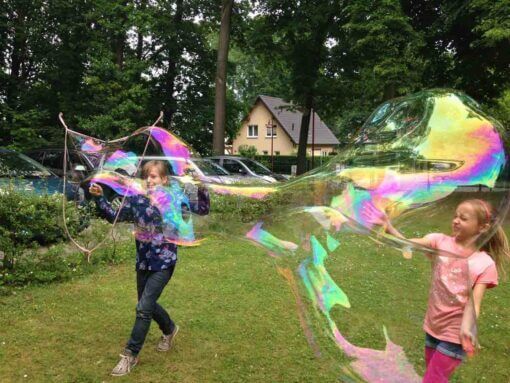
[59,112,163,260]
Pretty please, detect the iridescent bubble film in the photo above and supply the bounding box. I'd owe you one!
[62,90,509,381]
[64,125,206,252]
[205,90,509,381]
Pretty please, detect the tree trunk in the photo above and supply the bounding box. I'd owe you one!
[113,1,128,69]
[3,8,27,146]
[136,31,143,60]
[162,0,183,128]
[6,10,25,108]
[212,0,234,155]
[136,0,147,61]
[383,83,396,101]
[163,56,177,128]
[114,34,125,69]
[294,10,334,175]
[296,94,314,175]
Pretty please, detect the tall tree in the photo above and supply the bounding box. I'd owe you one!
[212,0,234,155]
[402,0,510,102]
[75,0,149,138]
[325,0,425,138]
[249,0,342,174]
[0,0,55,149]
[147,0,218,154]
[0,0,507,154]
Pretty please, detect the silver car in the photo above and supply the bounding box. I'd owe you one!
[99,154,257,185]
[188,158,261,184]
[207,156,288,183]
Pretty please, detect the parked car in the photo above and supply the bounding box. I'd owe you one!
[81,155,256,208]
[94,155,260,184]
[25,148,99,183]
[127,156,235,183]
[207,156,288,183]
[0,149,79,200]
[180,157,261,185]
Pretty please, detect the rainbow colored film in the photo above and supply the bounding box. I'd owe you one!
[64,90,509,382]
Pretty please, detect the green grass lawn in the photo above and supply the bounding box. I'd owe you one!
[1,193,510,382]
[0,238,341,382]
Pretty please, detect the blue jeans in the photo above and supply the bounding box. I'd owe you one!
[126,266,176,356]
[425,333,466,360]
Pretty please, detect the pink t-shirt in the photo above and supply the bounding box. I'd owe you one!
[423,233,498,344]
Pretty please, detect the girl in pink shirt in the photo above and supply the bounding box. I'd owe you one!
[382,199,509,382]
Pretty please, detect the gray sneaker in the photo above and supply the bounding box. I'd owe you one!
[157,325,179,352]
[111,352,139,376]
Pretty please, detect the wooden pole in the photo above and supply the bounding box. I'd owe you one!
[269,118,274,172]
[311,108,315,169]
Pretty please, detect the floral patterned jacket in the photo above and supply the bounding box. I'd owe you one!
[95,182,209,271]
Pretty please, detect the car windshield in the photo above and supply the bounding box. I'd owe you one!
[193,159,229,176]
[0,152,52,178]
[240,158,272,176]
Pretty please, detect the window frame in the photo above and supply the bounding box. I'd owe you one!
[265,125,277,138]
[247,124,258,138]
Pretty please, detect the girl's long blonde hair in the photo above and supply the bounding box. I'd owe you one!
[465,199,510,279]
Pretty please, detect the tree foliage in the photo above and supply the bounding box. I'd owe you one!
[0,0,507,155]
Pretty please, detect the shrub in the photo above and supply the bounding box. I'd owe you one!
[209,190,291,224]
[0,187,88,271]
[0,238,133,294]
[0,188,86,247]
[238,145,258,158]
[0,186,133,292]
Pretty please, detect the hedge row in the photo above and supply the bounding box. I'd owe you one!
[253,155,334,174]
[0,239,132,295]
[0,187,296,292]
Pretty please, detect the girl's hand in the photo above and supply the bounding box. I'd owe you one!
[89,183,104,197]
[460,283,487,358]
[460,324,477,358]
[360,202,389,227]
[361,202,407,240]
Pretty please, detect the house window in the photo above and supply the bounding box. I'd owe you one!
[275,151,280,155]
[247,125,258,138]
[322,151,328,157]
[263,151,268,155]
[266,126,277,137]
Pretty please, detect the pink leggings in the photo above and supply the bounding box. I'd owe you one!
[422,346,462,383]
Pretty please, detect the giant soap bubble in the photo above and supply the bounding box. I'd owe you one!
[60,118,212,257]
[61,89,509,381]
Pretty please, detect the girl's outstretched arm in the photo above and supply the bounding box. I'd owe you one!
[89,183,133,223]
[95,196,133,223]
[460,283,488,357]
[362,203,433,249]
[381,216,433,248]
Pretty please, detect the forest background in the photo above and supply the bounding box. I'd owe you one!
[1,0,509,157]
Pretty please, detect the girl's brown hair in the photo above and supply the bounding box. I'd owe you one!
[141,160,169,181]
[464,199,510,279]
